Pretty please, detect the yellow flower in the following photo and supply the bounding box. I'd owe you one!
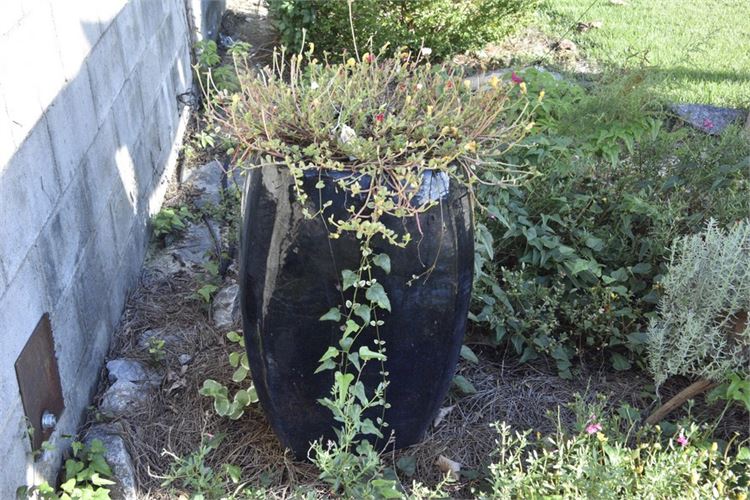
[426,105,433,115]
[464,141,477,153]
[538,90,545,102]
[596,432,607,442]
[346,57,356,68]
[689,471,700,485]
[711,442,718,453]
[463,79,472,89]
[490,75,500,89]
[519,81,527,94]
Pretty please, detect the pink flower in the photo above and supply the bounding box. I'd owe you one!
[702,118,714,130]
[375,113,385,123]
[585,422,603,435]
[676,431,688,447]
[511,71,523,84]
[364,53,375,64]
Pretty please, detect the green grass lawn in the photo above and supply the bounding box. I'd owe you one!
[539,0,750,108]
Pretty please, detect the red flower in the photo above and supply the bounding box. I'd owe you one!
[511,71,523,84]
[364,53,375,63]
[375,113,385,123]
[445,80,454,89]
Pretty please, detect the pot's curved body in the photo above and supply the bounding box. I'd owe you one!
[240,167,473,457]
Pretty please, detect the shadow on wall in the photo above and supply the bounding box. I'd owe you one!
[0,0,192,493]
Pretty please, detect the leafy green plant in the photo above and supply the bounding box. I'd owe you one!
[22,439,114,500]
[194,260,220,305]
[151,206,192,241]
[147,337,166,363]
[480,420,750,499]
[648,220,750,389]
[161,434,246,498]
[471,68,750,376]
[200,331,259,420]
[268,0,537,58]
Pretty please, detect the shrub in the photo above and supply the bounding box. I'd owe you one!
[647,220,750,389]
[481,421,750,499]
[267,0,537,58]
[471,69,750,377]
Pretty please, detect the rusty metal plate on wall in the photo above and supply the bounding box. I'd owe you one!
[14,314,65,451]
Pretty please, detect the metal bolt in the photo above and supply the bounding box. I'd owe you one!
[41,411,57,431]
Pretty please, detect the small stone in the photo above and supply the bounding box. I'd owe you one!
[183,160,223,209]
[100,380,148,416]
[138,328,180,351]
[144,250,184,276]
[171,221,219,266]
[107,359,160,386]
[84,424,137,500]
[213,282,240,329]
[554,39,577,53]
[670,104,746,135]
[179,354,193,365]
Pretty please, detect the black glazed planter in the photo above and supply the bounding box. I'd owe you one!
[239,166,474,458]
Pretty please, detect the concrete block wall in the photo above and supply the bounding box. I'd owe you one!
[0,0,193,494]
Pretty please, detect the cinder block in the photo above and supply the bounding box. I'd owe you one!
[108,182,136,259]
[94,0,127,31]
[49,281,87,401]
[0,260,7,296]
[0,245,52,367]
[48,0,101,80]
[136,0,168,41]
[135,36,163,113]
[157,12,177,69]
[0,3,65,146]
[82,114,119,217]
[72,319,109,400]
[36,172,95,305]
[0,91,16,186]
[139,100,163,180]
[45,64,98,190]
[153,82,178,179]
[114,0,146,76]
[112,75,145,149]
[22,1,68,112]
[86,24,127,127]
[123,217,148,288]
[170,0,190,48]
[0,394,32,499]
[0,120,61,281]
[131,135,154,207]
[0,1,24,36]
[173,42,194,96]
[115,146,139,212]
[73,217,118,340]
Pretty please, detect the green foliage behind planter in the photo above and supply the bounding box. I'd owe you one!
[268,0,537,58]
[471,69,750,377]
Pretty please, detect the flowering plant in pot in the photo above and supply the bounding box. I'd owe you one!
[207,44,537,494]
